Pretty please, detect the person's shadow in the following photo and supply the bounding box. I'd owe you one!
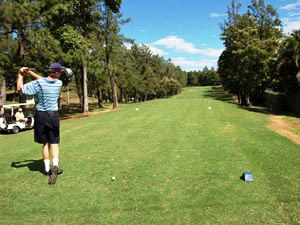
[11,159,45,175]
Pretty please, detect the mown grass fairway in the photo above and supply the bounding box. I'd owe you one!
[1,87,300,224]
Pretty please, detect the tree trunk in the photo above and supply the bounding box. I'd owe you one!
[239,89,247,106]
[74,73,82,106]
[66,86,70,105]
[120,88,123,103]
[246,91,252,107]
[17,27,26,66]
[17,28,27,103]
[82,63,89,113]
[239,89,251,106]
[237,92,241,104]
[0,76,6,115]
[97,86,104,108]
[109,69,118,109]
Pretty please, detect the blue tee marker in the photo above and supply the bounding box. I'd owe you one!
[242,172,254,182]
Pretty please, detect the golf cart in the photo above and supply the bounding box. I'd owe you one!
[0,102,34,134]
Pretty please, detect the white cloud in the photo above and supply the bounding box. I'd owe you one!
[123,43,168,56]
[280,0,300,34]
[287,12,300,17]
[124,43,132,49]
[153,36,200,54]
[125,36,224,71]
[281,15,300,34]
[197,48,224,57]
[281,0,300,10]
[171,57,217,71]
[144,44,168,56]
[210,13,227,18]
[283,19,300,33]
[152,36,224,57]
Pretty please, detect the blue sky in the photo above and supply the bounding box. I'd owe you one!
[120,0,300,72]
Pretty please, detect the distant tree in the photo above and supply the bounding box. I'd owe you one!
[274,30,300,93]
[219,0,282,106]
[99,1,129,108]
[292,30,300,80]
[0,0,41,103]
[123,44,183,100]
[0,0,40,66]
[165,59,186,87]
[0,34,18,105]
[248,0,282,104]
[186,68,219,87]
[42,0,103,113]
[129,44,159,101]
[187,71,198,86]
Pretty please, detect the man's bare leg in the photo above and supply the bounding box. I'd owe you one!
[42,143,50,173]
[50,143,59,167]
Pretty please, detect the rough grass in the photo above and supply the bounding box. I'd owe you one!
[1,86,300,225]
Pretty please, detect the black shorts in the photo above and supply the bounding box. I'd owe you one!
[34,111,60,144]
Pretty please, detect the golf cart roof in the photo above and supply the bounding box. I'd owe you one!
[3,102,35,109]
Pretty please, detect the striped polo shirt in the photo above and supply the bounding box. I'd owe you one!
[22,78,62,111]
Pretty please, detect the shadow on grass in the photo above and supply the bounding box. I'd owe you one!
[239,102,300,118]
[203,86,300,118]
[237,105,270,115]
[11,159,45,175]
[203,86,237,104]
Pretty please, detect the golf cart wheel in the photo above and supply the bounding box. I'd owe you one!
[12,126,20,134]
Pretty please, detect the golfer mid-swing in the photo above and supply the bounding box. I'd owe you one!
[17,63,65,185]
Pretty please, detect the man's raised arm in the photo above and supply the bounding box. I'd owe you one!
[17,67,43,92]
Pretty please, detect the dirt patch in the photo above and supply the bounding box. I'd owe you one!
[268,115,300,145]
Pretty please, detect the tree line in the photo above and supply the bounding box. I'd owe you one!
[2,0,299,113]
[0,0,187,113]
[186,66,221,87]
[218,0,300,107]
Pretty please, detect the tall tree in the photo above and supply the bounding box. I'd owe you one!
[99,1,129,108]
[42,0,102,113]
[0,34,17,105]
[219,0,282,106]
[0,0,40,103]
[218,0,242,102]
[292,30,300,78]
[0,0,40,66]
[275,30,300,93]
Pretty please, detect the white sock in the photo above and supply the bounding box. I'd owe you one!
[44,160,50,172]
[53,158,59,167]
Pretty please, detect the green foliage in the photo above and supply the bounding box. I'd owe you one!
[0,0,40,65]
[274,30,300,93]
[0,34,18,88]
[218,0,282,106]
[121,44,185,101]
[187,67,220,86]
[104,0,122,13]
[26,28,64,70]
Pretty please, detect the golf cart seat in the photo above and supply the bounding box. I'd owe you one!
[6,114,15,123]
